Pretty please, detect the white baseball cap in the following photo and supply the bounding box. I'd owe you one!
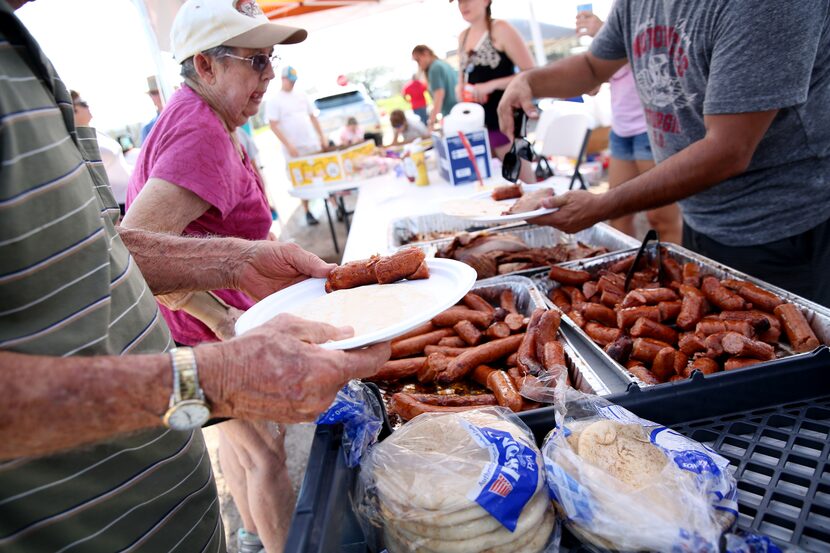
[171,0,307,63]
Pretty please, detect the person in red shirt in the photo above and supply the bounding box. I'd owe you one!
[403,74,429,124]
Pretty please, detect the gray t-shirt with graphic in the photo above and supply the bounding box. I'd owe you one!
[591,0,830,246]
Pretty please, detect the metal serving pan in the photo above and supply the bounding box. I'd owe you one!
[371,275,611,428]
[528,242,830,388]
[397,222,639,279]
[388,213,513,249]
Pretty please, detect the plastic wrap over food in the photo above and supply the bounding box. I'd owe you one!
[316,380,384,468]
[355,407,559,553]
[541,384,738,552]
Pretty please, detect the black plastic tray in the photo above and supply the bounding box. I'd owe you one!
[285,347,830,553]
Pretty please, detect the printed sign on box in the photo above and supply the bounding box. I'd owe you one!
[287,140,375,187]
[432,130,492,186]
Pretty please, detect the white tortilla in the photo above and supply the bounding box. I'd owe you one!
[372,410,540,514]
[284,283,435,336]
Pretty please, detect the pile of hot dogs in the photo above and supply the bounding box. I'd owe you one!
[370,290,571,421]
[547,250,822,384]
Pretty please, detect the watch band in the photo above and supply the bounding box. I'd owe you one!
[169,347,204,403]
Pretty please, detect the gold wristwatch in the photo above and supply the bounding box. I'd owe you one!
[163,347,211,431]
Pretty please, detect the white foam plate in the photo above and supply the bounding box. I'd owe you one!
[234,258,477,350]
[439,184,559,223]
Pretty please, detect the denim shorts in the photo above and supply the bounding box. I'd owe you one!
[609,130,653,161]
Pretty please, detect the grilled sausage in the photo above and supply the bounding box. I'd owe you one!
[617,305,661,330]
[439,334,525,383]
[548,265,592,286]
[462,292,496,315]
[584,322,623,346]
[374,247,426,284]
[391,328,456,358]
[432,307,494,329]
[701,276,748,311]
[722,279,783,313]
[721,332,776,360]
[630,317,679,345]
[774,303,820,353]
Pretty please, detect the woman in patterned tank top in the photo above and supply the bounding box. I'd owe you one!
[454,0,536,181]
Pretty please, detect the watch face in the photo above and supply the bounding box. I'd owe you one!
[166,401,210,431]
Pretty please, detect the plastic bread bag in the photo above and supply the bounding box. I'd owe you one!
[541,384,738,552]
[353,407,560,553]
[724,530,786,553]
[315,380,384,468]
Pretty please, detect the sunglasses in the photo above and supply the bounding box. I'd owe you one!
[218,52,280,74]
[502,110,533,183]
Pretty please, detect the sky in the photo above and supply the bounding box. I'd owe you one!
[16,0,613,133]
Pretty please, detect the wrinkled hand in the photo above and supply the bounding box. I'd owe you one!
[234,241,335,301]
[576,12,603,38]
[497,73,539,141]
[528,190,607,234]
[199,314,391,422]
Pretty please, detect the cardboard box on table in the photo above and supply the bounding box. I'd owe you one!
[431,130,492,186]
[287,140,375,187]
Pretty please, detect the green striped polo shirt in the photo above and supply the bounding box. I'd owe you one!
[0,4,223,552]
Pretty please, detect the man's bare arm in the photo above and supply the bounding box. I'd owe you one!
[498,52,626,138]
[0,350,171,459]
[0,315,389,460]
[534,111,780,232]
[117,227,250,296]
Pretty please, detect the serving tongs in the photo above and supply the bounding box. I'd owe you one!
[623,229,663,292]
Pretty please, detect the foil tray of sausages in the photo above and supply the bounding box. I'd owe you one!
[392,221,639,280]
[527,243,830,389]
[366,275,611,428]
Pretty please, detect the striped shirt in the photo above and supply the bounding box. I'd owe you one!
[0,5,223,552]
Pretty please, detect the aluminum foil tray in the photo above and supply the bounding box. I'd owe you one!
[396,222,639,279]
[527,242,830,388]
[388,213,512,249]
[373,275,612,428]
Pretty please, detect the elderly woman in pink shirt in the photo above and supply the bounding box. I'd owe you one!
[122,17,305,553]
[577,10,681,243]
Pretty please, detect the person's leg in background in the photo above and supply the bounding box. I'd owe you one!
[606,131,639,237]
[632,133,682,243]
[218,428,261,552]
[682,217,830,307]
[301,199,318,225]
[218,420,296,553]
[414,106,428,125]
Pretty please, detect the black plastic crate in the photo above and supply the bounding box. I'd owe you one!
[286,347,830,553]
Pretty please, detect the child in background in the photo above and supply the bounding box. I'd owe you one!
[339,116,364,146]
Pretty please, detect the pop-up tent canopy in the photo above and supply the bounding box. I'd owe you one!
[133,0,547,100]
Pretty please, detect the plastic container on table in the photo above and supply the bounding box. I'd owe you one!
[285,344,830,553]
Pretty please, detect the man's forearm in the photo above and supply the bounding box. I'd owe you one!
[269,121,292,149]
[117,227,251,296]
[526,53,622,99]
[0,351,171,459]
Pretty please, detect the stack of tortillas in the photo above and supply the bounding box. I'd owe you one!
[553,419,731,551]
[365,409,554,553]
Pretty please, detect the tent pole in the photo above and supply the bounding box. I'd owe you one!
[527,0,546,67]
[131,0,172,102]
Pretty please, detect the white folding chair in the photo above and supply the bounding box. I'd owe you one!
[534,108,595,190]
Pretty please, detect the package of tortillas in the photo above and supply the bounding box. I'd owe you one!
[541,385,738,552]
[354,407,559,553]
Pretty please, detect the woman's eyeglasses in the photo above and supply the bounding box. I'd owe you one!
[502,110,534,183]
[219,52,280,74]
